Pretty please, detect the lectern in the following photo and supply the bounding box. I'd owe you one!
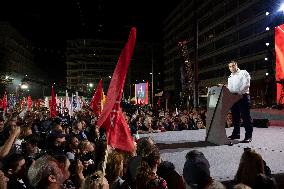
[205,85,242,145]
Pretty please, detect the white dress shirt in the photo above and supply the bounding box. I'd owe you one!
[228,68,250,94]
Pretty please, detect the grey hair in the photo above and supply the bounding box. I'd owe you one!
[28,155,65,188]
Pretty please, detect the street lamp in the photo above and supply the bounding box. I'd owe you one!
[151,46,154,106]
[20,84,29,90]
[89,83,94,88]
[279,3,284,12]
[193,0,199,108]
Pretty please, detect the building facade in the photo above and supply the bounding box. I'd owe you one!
[163,0,277,107]
[0,22,46,98]
[66,39,163,102]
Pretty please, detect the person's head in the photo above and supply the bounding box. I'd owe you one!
[19,126,33,139]
[53,155,71,181]
[0,117,5,132]
[80,120,87,129]
[51,122,63,132]
[68,136,79,150]
[28,155,70,189]
[92,125,100,138]
[136,147,161,189]
[25,134,40,154]
[72,120,83,132]
[228,60,238,73]
[81,171,109,189]
[196,120,204,129]
[234,183,252,189]
[0,170,9,189]
[46,131,66,154]
[136,137,155,157]
[8,117,17,128]
[254,173,278,189]
[105,151,124,185]
[157,160,175,178]
[79,140,95,154]
[183,150,211,189]
[2,153,26,179]
[227,113,232,120]
[5,117,18,136]
[235,149,264,187]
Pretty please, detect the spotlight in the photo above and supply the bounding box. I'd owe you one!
[279,3,284,12]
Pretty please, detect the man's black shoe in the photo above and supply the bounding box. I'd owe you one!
[228,134,240,140]
[241,137,252,143]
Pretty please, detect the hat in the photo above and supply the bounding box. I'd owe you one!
[183,151,210,188]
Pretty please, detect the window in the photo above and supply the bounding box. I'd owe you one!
[239,26,254,40]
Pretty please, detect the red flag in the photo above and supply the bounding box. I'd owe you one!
[27,96,32,110]
[50,85,57,118]
[157,97,161,107]
[90,79,103,116]
[2,92,7,112]
[97,27,136,152]
[21,97,26,109]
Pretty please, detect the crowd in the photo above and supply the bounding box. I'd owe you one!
[0,103,278,189]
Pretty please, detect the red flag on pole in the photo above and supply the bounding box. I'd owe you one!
[27,96,32,111]
[2,92,7,112]
[50,85,57,118]
[97,27,136,152]
[90,79,103,117]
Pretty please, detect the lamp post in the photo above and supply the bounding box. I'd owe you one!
[193,0,199,108]
[151,46,154,106]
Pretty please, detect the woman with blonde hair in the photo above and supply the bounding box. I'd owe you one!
[81,170,109,189]
[79,140,95,154]
[235,148,264,187]
[234,183,251,189]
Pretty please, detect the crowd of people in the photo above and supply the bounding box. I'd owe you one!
[0,103,278,189]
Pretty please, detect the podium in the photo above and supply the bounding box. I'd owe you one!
[205,85,242,145]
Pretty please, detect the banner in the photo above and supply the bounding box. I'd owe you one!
[275,24,284,104]
[135,82,148,104]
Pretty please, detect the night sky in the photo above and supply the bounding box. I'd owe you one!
[0,0,181,82]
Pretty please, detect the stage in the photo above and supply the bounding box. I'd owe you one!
[140,108,284,188]
[251,108,284,127]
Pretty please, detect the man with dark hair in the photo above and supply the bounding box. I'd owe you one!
[2,153,28,189]
[46,131,66,155]
[227,60,253,143]
[157,161,185,189]
[126,137,155,188]
[22,134,42,164]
